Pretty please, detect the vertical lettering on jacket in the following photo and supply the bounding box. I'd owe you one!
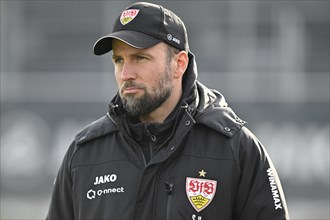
[267,168,283,210]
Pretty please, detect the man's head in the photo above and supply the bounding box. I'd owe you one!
[112,40,171,118]
[111,39,188,122]
[93,2,189,55]
[93,2,189,122]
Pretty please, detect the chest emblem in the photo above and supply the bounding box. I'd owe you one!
[186,177,217,212]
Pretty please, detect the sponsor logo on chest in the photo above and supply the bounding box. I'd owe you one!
[94,174,117,185]
[87,173,125,200]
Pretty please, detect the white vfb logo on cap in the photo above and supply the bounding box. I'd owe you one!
[120,9,140,25]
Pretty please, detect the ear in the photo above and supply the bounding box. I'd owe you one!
[174,51,189,78]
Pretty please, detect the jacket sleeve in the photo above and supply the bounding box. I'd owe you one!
[46,142,75,220]
[232,127,289,220]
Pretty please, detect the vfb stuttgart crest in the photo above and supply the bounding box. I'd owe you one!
[186,177,217,212]
[120,9,140,25]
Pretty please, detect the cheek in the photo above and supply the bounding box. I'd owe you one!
[146,71,162,87]
[115,74,124,89]
[114,71,123,86]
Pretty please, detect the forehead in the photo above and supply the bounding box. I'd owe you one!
[112,39,167,55]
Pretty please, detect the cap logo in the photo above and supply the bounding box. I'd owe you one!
[120,9,140,25]
[167,34,181,45]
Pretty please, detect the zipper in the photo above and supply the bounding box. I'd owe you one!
[146,126,157,162]
[110,105,148,167]
[164,181,175,220]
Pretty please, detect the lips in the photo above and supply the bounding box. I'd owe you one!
[121,82,145,95]
[122,87,143,95]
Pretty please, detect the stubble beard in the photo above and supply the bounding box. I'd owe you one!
[120,66,173,118]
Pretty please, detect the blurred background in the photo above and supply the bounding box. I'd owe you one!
[1,0,329,219]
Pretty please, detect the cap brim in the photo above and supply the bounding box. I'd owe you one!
[93,30,162,56]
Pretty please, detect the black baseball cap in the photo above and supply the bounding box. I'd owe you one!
[93,2,189,55]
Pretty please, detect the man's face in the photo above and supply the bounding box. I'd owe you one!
[112,40,174,117]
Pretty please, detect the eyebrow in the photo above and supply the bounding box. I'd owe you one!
[112,51,153,60]
[112,54,121,60]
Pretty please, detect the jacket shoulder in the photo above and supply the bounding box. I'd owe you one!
[194,82,247,138]
[74,113,118,145]
[195,106,247,138]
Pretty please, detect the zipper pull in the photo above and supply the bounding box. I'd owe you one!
[165,182,175,195]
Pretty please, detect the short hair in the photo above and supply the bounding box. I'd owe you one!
[166,44,180,63]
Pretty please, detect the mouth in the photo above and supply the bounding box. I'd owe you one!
[122,87,143,95]
[121,82,145,96]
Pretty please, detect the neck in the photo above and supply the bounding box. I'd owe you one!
[139,89,182,123]
[139,106,174,124]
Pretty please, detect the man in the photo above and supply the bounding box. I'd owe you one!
[47,2,289,220]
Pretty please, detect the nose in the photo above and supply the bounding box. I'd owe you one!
[120,61,136,81]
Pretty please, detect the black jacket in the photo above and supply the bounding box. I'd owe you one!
[47,53,289,220]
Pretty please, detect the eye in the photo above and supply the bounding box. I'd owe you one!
[136,55,146,61]
[113,57,123,65]
[134,53,151,62]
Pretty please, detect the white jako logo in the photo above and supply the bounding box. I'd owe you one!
[166,34,180,45]
[94,174,117,185]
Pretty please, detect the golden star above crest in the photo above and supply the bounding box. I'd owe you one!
[199,169,206,177]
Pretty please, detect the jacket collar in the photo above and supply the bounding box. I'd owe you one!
[76,51,246,145]
[75,114,118,145]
